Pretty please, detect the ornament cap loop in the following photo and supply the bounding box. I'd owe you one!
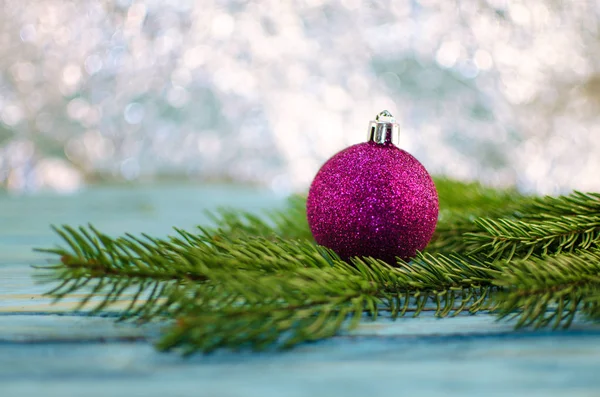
[367,110,400,145]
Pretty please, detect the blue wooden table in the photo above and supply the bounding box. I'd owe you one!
[2,185,600,397]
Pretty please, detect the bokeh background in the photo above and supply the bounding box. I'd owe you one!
[1,0,599,195]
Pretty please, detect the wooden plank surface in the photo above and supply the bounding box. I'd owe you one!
[1,185,600,397]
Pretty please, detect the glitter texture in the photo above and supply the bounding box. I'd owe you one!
[306,141,439,264]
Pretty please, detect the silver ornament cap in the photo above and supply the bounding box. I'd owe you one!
[367,110,400,145]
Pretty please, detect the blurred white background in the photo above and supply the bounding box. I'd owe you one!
[1,0,599,195]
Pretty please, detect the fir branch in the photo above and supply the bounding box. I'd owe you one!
[156,253,499,353]
[493,250,600,329]
[35,225,207,319]
[36,225,337,320]
[38,222,499,352]
[427,178,529,254]
[433,177,524,214]
[467,213,600,260]
[157,265,375,353]
[205,194,312,241]
[517,191,600,219]
[34,179,600,354]
[434,191,600,260]
[427,214,483,254]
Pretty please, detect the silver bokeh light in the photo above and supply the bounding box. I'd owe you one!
[1,1,600,194]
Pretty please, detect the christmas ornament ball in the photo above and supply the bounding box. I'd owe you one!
[306,111,439,264]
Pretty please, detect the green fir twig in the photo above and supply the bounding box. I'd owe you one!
[494,250,600,328]
[34,179,600,354]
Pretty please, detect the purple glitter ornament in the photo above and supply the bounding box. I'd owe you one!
[306,111,438,264]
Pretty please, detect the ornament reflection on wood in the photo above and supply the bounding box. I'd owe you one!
[306,111,439,264]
